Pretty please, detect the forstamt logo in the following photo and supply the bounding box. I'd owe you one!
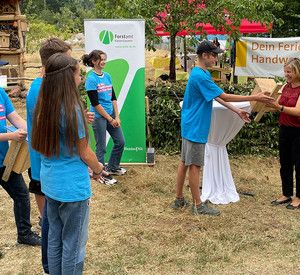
[99,30,114,45]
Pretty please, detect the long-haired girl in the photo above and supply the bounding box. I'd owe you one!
[31,53,104,275]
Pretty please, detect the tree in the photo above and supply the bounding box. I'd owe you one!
[96,0,282,82]
[271,0,300,37]
[20,0,96,32]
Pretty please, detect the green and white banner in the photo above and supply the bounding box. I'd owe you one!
[84,19,146,163]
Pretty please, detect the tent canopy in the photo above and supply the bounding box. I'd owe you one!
[156,19,271,36]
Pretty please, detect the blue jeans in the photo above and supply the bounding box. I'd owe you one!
[0,167,32,236]
[92,115,125,169]
[46,196,90,275]
[42,198,49,274]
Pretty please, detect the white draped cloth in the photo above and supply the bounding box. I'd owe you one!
[200,101,252,204]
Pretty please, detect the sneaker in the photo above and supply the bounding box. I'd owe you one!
[99,174,118,185]
[106,166,127,175]
[191,203,220,216]
[17,231,41,246]
[172,197,190,209]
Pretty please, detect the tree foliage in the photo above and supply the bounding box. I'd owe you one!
[272,0,300,37]
[95,0,282,82]
[20,0,96,33]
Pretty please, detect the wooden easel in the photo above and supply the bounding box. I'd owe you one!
[250,78,283,122]
[2,140,30,181]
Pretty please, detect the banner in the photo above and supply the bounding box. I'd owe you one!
[84,19,146,163]
[235,37,300,77]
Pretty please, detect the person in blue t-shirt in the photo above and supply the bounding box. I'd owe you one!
[82,50,126,185]
[27,38,72,220]
[172,40,274,215]
[26,38,72,274]
[31,53,104,275]
[0,60,41,247]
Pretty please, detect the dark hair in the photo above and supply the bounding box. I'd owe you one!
[31,53,89,158]
[39,38,72,66]
[81,50,106,67]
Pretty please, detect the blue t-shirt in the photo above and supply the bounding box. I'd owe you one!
[26,77,42,181]
[85,71,113,117]
[0,88,14,167]
[40,110,91,202]
[181,66,223,143]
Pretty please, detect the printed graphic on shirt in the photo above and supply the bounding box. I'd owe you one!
[97,83,112,96]
[0,104,4,113]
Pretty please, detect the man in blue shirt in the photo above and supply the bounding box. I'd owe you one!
[172,40,274,215]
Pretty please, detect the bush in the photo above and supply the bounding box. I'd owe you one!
[146,82,185,153]
[146,81,280,156]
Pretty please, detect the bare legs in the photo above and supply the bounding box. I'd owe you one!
[176,161,202,205]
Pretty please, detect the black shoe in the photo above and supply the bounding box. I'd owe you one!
[271,197,292,205]
[286,203,300,210]
[17,231,41,246]
[0,251,3,259]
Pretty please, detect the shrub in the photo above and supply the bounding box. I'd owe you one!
[146,81,280,156]
[146,82,185,153]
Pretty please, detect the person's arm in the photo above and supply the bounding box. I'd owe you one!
[265,95,281,112]
[87,89,117,127]
[77,137,104,180]
[218,91,274,103]
[215,97,251,123]
[7,110,27,131]
[266,94,300,116]
[84,108,95,124]
[0,111,28,142]
[112,100,120,127]
[0,129,27,142]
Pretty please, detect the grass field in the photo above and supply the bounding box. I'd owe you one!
[1,49,300,274]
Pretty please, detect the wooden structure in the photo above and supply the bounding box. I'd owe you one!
[2,140,30,181]
[0,0,28,91]
[250,78,283,122]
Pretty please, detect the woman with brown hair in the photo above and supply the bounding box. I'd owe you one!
[31,53,104,274]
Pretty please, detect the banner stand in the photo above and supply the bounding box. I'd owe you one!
[84,19,148,165]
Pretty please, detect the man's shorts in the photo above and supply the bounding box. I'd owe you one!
[181,138,205,166]
[28,168,45,196]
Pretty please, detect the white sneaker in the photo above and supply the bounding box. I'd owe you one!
[100,174,118,185]
[106,167,127,175]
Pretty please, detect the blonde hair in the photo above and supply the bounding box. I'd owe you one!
[284,58,300,81]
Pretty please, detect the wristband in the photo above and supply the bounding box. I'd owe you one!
[109,118,114,123]
[280,105,284,112]
[93,167,103,176]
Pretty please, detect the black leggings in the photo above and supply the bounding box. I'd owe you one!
[279,125,300,198]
